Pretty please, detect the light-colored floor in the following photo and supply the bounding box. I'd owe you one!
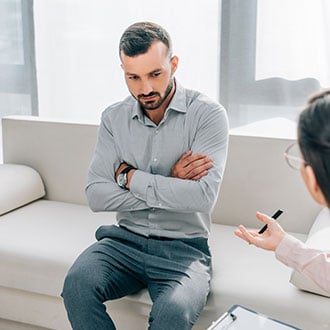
[0,319,52,330]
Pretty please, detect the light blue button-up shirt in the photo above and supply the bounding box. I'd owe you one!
[86,82,229,239]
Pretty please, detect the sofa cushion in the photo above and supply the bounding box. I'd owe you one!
[0,200,117,296]
[290,207,330,297]
[0,164,45,215]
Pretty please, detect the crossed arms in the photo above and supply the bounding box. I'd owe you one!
[86,105,229,214]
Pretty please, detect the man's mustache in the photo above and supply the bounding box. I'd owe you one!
[138,92,160,99]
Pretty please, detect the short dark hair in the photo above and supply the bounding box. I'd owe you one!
[119,22,172,58]
[298,89,330,206]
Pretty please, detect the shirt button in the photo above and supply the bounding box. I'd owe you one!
[155,130,159,134]
[153,158,158,162]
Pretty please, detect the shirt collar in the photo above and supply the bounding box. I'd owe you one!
[167,80,187,114]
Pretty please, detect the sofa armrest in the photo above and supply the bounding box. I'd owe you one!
[0,164,45,215]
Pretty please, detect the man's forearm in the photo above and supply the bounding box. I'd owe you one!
[117,150,212,191]
[128,168,222,213]
[85,180,149,212]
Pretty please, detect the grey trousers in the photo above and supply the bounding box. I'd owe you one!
[62,225,212,330]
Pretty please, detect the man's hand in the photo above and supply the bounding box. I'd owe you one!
[171,150,213,181]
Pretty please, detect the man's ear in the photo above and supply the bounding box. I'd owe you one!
[304,165,327,206]
[170,56,179,75]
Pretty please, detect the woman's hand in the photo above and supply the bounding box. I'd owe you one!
[234,212,286,251]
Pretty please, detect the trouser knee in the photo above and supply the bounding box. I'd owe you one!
[62,267,101,306]
[149,300,197,330]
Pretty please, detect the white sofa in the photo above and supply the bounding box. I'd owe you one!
[0,115,329,330]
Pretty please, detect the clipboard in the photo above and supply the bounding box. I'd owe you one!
[206,305,301,330]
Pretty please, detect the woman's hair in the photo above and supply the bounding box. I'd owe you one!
[298,89,330,206]
[119,22,172,58]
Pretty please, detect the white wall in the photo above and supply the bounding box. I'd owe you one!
[34,0,219,123]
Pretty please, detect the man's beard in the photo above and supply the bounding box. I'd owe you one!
[136,79,174,110]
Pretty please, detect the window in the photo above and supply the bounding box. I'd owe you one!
[0,0,38,118]
[33,0,219,122]
[220,0,329,128]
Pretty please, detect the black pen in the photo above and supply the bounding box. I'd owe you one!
[258,209,283,234]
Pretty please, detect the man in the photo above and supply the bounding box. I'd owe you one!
[62,22,229,329]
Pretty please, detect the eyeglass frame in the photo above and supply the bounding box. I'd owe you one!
[284,143,309,170]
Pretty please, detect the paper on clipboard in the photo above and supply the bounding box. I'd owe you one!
[207,305,300,330]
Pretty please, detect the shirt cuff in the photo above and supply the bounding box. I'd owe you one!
[275,234,302,266]
[129,169,153,202]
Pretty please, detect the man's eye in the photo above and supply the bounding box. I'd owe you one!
[152,72,161,77]
[128,76,138,80]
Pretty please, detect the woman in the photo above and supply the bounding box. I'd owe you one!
[234,89,330,294]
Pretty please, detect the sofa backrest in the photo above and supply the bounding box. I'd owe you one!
[2,116,97,205]
[2,116,321,234]
[212,134,321,234]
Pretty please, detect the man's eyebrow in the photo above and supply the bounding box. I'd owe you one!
[125,72,139,77]
[125,68,162,77]
[150,68,162,73]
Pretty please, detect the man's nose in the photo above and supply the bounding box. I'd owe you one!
[140,80,153,96]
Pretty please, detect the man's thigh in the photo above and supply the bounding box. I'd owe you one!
[65,226,147,300]
[147,237,212,328]
[146,237,212,286]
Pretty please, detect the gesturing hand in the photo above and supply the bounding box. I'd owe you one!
[234,212,286,251]
[171,150,213,181]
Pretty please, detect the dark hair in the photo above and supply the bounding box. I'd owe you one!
[298,89,330,206]
[119,22,172,58]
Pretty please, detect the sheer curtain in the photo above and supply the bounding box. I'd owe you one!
[0,0,37,162]
[220,0,330,128]
[256,0,330,86]
[0,0,37,118]
[33,0,219,122]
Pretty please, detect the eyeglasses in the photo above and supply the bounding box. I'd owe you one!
[284,143,308,170]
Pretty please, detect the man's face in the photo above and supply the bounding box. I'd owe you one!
[120,41,178,110]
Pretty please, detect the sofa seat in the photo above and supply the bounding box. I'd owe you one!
[1,199,328,330]
[0,200,117,297]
